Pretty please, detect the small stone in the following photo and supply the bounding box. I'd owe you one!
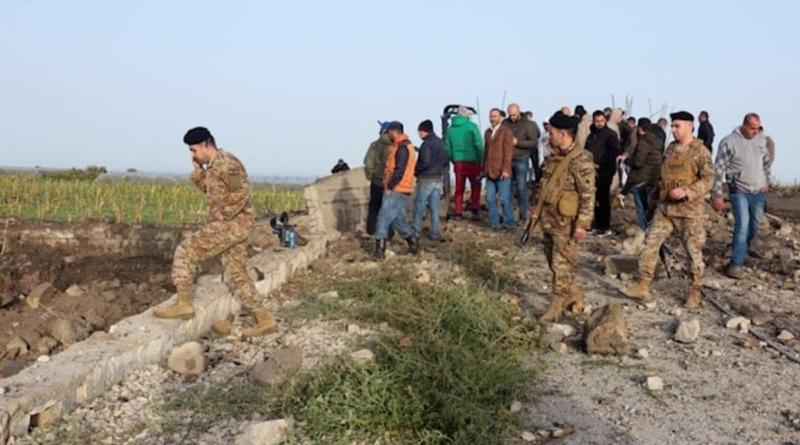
[452,277,466,285]
[235,418,293,445]
[645,376,664,391]
[248,347,303,388]
[521,431,536,442]
[27,282,55,309]
[36,337,57,355]
[550,342,568,354]
[65,285,84,298]
[350,349,375,363]
[725,316,751,334]
[416,270,431,284]
[167,342,206,376]
[37,355,50,363]
[510,401,523,414]
[552,428,566,438]
[318,290,339,300]
[644,301,657,310]
[6,337,29,356]
[635,348,649,359]
[347,324,365,335]
[711,350,723,357]
[547,323,576,339]
[212,320,232,335]
[537,429,552,438]
[777,330,795,343]
[603,254,639,277]
[674,319,701,344]
[399,336,413,348]
[741,338,759,349]
[50,319,78,345]
[669,308,684,317]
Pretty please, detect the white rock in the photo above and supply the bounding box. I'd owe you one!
[550,342,568,354]
[350,349,375,363]
[36,355,50,363]
[510,401,523,414]
[674,319,701,344]
[521,431,536,442]
[235,418,293,445]
[416,270,431,284]
[65,284,84,298]
[318,291,339,300]
[644,301,657,310]
[645,376,664,391]
[167,342,206,376]
[547,323,576,338]
[725,316,751,334]
[552,428,566,438]
[777,330,795,343]
[669,308,684,317]
[635,348,650,359]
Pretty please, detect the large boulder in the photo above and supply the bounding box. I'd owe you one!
[585,303,628,355]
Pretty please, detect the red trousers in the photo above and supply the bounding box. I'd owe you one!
[453,161,482,215]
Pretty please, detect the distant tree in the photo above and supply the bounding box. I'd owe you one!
[126,168,138,173]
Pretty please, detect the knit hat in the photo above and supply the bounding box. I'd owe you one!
[418,120,434,133]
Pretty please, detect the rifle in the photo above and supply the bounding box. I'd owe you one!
[658,245,672,279]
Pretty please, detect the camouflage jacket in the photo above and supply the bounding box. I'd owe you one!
[190,149,254,223]
[654,138,714,218]
[540,143,596,236]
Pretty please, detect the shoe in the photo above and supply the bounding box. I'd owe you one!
[594,229,613,237]
[470,211,481,222]
[539,297,566,324]
[242,309,279,337]
[153,290,194,320]
[452,214,464,221]
[371,239,386,260]
[406,236,420,255]
[684,287,702,309]
[621,281,651,301]
[725,265,745,280]
[564,285,585,315]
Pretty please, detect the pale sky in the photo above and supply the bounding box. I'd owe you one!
[1,0,798,182]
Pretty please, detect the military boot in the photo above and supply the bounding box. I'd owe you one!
[242,309,279,338]
[684,287,703,309]
[406,236,420,255]
[371,239,386,260]
[564,285,586,316]
[621,280,652,302]
[153,290,194,320]
[539,296,566,324]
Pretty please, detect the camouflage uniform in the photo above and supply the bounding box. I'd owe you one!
[172,149,258,311]
[634,138,714,302]
[538,143,596,322]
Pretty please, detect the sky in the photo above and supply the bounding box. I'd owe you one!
[1,0,798,182]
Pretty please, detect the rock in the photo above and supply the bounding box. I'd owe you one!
[777,330,795,343]
[778,223,793,237]
[212,320,232,335]
[585,304,628,355]
[603,254,639,277]
[645,376,664,392]
[27,282,55,309]
[167,342,206,376]
[0,293,14,308]
[725,316,751,334]
[674,319,701,344]
[248,347,303,388]
[621,230,646,255]
[37,355,50,363]
[50,319,78,345]
[635,348,650,360]
[347,324,367,335]
[350,349,375,364]
[702,278,723,290]
[550,342,568,354]
[740,306,773,327]
[6,337,28,356]
[510,401,523,414]
[669,308,684,317]
[415,270,431,284]
[235,418,294,445]
[36,336,57,355]
[643,301,657,310]
[547,323,576,339]
[521,431,536,442]
[318,290,339,300]
[65,285,84,298]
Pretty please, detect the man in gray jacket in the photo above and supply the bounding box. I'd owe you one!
[505,103,540,222]
[712,113,771,279]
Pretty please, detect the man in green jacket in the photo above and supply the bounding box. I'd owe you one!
[444,107,485,220]
[363,121,392,234]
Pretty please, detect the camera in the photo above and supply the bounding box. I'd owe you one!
[270,212,297,249]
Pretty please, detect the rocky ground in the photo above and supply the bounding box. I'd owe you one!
[9,199,800,445]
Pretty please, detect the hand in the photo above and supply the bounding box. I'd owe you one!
[512,137,518,146]
[500,172,510,180]
[712,196,725,212]
[573,227,588,241]
[669,187,687,201]
[616,154,628,163]
[384,189,393,196]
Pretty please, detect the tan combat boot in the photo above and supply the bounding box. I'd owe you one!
[242,309,279,338]
[621,280,652,302]
[153,291,194,320]
[684,287,703,309]
[539,296,566,324]
[564,285,586,316]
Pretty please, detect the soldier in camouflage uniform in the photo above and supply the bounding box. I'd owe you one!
[533,112,596,323]
[154,127,278,337]
[622,112,715,309]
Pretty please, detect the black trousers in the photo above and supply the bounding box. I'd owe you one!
[529,151,542,183]
[594,170,614,231]
[367,183,384,235]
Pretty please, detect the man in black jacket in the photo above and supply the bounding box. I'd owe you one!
[698,110,715,154]
[585,110,621,235]
[505,103,539,222]
[412,120,448,241]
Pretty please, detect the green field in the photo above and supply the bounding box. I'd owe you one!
[0,175,306,226]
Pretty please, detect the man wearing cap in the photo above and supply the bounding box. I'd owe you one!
[372,121,420,259]
[412,119,448,241]
[622,112,715,309]
[535,112,596,323]
[153,127,277,337]
[363,121,393,235]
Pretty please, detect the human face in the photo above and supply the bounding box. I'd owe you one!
[489,110,503,127]
[418,130,429,140]
[593,114,606,129]
[671,120,693,143]
[741,118,761,139]
[189,142,214,164]
[549,126,568,148]
[387,129,402,142]
[507,105,521,122]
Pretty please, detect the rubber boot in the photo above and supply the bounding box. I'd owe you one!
[539,296,566,324]
[153,290,194,320]
[406,236,420,255]
[621,280,652,302]
[242,309,279,338]
[684,287,702,309]
[371,239,386,260]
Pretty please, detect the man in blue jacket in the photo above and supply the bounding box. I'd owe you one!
[412,120,449,241]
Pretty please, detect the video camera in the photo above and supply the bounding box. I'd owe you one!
[270,212,297,249]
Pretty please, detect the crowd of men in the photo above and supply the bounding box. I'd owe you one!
[361,104,775,323]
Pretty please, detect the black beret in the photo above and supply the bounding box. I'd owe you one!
[549,112,580,130]
[669,111,694,122]
[386,121,404,132]
[183,126,213,145]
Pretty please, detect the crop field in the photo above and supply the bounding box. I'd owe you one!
[0,175,306,226]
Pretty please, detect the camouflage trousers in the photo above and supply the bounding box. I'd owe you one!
[171,220,258,311]
[639,211,706,287]
[543,233,581,300]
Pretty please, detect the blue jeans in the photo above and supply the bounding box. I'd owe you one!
[630,183,653,230]
[412,180,443,239]
[730,190,767,267]
[375,192,414,241]
[512,159,530,219]
[485,177,514,228]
